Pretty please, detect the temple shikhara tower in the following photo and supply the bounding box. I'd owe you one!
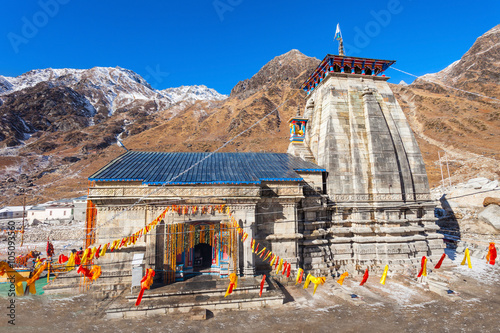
[288,53,444,270]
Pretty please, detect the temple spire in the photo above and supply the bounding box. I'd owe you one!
[335,23,345,56]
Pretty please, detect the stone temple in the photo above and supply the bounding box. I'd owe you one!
[290,54,444,271]
[48,53,444,294]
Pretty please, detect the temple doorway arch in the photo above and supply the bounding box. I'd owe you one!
[193,243,213,271]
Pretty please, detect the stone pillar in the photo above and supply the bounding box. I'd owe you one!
[242,206,256,276]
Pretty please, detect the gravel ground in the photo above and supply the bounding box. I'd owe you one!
[1,257,498,333]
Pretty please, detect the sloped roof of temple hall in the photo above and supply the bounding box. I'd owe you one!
[89,151,325,185]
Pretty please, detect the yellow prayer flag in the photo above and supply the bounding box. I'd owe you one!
[66,252,76,271]
[276,259,283,275]
[461,248,472,269]
[296,268,304,285]
[303,273,312,289]
[380,265,389,285]
[99,243,108,257]
[270,255,277,266]
[422,258,427,277]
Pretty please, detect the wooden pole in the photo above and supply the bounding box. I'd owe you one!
[20,193,26,247]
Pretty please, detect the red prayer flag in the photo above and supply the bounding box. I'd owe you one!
[360,269,369,286]
[486,243,497,265]
[58,254,68,264]
[282,262,288,275]
[298,269,304,284]
[417,256,427,277]
[75,253,81,266]
[434,253,446,269]
[259,274,266,297]
[94,245,102,259]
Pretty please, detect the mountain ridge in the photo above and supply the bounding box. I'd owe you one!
[0,25,499,206]
[0,66,226,148]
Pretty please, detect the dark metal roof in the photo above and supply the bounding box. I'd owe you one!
[89,151,325,185]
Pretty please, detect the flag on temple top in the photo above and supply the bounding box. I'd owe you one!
[334,23,342,40]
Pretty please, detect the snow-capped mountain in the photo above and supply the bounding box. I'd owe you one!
[0,67,170,116]
[0,67,227,115]
[160,85,227,104]
[0,66,227,147]
[419,60,460,84]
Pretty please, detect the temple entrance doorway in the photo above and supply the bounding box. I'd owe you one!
[193,243,213,271]
[162,220,238,284]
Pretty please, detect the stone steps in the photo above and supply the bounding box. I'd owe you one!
[43,269,132,297]
[105,277,285,319]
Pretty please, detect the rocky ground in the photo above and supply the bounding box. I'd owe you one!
[0,252,498,333]
[432,177,500,254]
[0,219,85,259]
[1,178,499,332]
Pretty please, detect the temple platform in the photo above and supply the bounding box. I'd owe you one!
[105,274,286,319]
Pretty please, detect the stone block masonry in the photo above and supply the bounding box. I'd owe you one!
[291,71,444,273]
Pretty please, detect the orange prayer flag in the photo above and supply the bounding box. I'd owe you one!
[135,269,155,306]
[337,272,348,285]
[224,273,238,297]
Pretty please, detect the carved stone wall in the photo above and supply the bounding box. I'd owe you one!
[292,72,445,274]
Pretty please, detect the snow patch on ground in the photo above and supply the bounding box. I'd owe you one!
[450,248,500,285]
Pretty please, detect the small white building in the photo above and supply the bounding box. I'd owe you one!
[26,203,74,224]
[0,206,32,220]
[27,206,47,225]
[45,203,74,221]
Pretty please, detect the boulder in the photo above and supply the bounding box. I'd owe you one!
[478,204,500,231]
[482,180,499,190]
[483,197,500,207]
[464,177,490,189]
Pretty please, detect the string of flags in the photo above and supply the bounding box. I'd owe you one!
[1,204,233,296]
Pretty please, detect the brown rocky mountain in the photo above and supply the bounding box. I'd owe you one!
[0,26,498,206]
[0,82,95,147]
[124,49,320,153]
[391,24,500,186]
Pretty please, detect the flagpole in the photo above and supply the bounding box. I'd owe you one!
[338,25,345,56]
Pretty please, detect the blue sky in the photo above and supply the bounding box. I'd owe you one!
[1,0,498,95]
